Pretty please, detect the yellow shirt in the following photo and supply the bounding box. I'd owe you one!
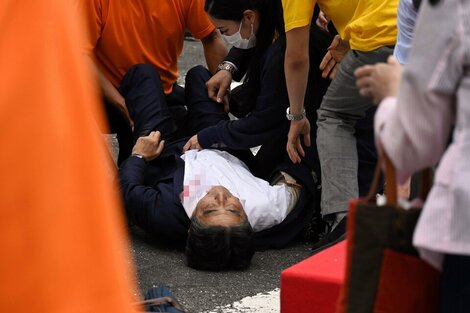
[282,0,398,51]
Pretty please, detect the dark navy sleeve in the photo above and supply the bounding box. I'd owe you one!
[119,156,162,229]
[198,43,289,149]
[224,47,254,81]
[119,155,190,246]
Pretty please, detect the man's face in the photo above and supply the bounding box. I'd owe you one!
[193,186,246,227]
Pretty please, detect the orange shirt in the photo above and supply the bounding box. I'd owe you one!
[0,1,139,312]
[82,0,215,94]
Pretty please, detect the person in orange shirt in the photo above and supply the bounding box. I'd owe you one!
[81,0,228,164]
[0,1,141,312]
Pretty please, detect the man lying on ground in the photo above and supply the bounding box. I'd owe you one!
[120,130,318,271]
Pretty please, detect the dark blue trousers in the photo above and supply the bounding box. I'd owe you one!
[104,64,187,165]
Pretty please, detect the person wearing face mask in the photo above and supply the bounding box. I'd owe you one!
[182,0,305,179]
[221,18,257,49]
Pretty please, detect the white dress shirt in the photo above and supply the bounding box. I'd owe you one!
[181,149,291,232]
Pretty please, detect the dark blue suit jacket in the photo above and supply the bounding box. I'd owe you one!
[119,142,320,250]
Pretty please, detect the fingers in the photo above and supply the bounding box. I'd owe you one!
[149,131,162,142]
[206,82,218,102]
[295,139,305,158]
[387,55,399,66]
[319,51,332,71]
[329,63,339,80]
[216,86,228,104]
[287,141,301,164]
[206,71,232,103]
[182,135,197,153]
[316,14,329,32]
[355,65,374,97]
[303,131,311,148]
[323,58,337,79]
[354,64,374,79]
[156,139,165,156]
[355,75,376,99]
[356,75,373,90]
[182,141,190,153]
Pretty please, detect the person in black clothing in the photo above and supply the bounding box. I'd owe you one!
[119,63,320,270]
[194,2,383,251]
[183,0,293,179]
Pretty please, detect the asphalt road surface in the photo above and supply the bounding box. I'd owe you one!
[109,38,314,313]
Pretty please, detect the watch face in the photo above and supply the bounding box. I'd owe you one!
[218,63,234,74]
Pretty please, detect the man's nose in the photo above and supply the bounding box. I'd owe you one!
[214,190,228,203]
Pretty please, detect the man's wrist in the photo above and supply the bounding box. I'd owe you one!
[131,153,148,163]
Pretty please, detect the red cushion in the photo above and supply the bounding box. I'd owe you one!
[280,241,347,313]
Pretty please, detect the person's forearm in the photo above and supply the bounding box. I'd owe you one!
[285,52,309,114]
[85,55,125,108]
[285,27,310,114]
[202,30,228,74]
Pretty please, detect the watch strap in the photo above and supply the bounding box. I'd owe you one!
[217,61,237,75]
[286,107,306,121]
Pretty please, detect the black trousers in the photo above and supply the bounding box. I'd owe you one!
[440,254,470,313]
[104,64,187,165]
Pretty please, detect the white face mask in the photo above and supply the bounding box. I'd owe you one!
[222,19,256,49]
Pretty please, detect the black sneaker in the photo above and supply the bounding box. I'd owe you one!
[311,217,347,254]
[300,209,328,242]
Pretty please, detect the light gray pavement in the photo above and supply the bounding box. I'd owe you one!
[110,38,314,313]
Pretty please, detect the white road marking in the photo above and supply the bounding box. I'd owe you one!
[205,288,279,313]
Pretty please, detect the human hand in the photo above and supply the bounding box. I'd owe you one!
[183,134,202,153]
[206,70,232,104]
[131,131,165,161]
[116,101,134,131]
[319,35,350,79]
[355,56,403,104]
[286,118,311,164]
[316,11,330,32]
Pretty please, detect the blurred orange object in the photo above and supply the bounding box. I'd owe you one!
[0,1,139,312]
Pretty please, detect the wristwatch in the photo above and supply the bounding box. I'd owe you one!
[217,61,237,75]
[286,107,306,121]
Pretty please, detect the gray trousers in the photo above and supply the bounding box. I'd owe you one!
[317,47,393,216]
